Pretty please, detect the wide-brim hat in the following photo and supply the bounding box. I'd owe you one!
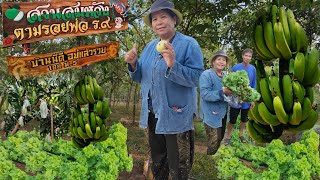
[211,50,230,64]
[143,0,183,28]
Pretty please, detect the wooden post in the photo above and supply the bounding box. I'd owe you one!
[50,103,54,141]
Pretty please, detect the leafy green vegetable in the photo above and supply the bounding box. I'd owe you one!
[213,130,320,179]
[222,70,260,102]
[0,123,133,179]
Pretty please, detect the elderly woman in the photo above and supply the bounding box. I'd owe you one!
[199,50,232,155]
[124,0,204,179]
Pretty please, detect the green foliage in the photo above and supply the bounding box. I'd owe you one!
[0,123,133,179]
[213,130,320,179]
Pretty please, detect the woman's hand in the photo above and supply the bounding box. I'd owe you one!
[124,44,138,70]
[161,42,175,68]
[223,87,232,95]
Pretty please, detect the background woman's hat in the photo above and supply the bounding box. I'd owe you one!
[211,50,229,63]
[143,0,183,27]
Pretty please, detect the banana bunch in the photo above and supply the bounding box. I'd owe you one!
[254,5,308,61]
[248,60,318,143]
[248,4,319,144]
[74,75,104,105]
[69,99,111,148]
[70,75,112,148]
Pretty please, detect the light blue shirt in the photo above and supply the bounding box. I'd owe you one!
[232,63,257,109]
[199,69,228,128]
[128,32,204,134]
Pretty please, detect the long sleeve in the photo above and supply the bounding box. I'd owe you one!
[199,71,224,102]
[165,43,204,87]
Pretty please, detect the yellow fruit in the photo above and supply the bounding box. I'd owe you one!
[156,40,167,53]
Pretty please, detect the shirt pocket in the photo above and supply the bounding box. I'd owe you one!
[165,104,192,132]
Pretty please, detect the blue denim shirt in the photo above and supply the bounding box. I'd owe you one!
[128,32,204,134]
[199,69,228,128]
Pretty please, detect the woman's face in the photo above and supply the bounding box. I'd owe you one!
[151,10,176,39]
[212,56,227,71]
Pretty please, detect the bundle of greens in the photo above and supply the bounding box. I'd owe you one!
[222,70,260,103]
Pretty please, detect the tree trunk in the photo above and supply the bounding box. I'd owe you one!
[50,104,54,141]
[126,81,133,116]
[132,83,138,125]
[0,95,7,111]
[109,85,114,108]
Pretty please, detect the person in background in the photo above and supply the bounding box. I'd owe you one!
[124,0,204,179]
[199,50,232,155]
[224,48,256,145]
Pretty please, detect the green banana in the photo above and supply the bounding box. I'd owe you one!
[269,73,283,101]
[289,101,302,125]
[252,121,272,136]
[73,127,81,138]
[85,123,94,138]
[303,48,319,85]
[251,102,268,125]
[270,5,278,28]
[86,84,96,104]
[287,109,318,133]
[100,124,107,136]
[92,78,103,100]
[264,21,282,58]
[77,127,89,139]
[293,52,305,83]
[69,123,74,135]
[287,9,297,51]
[273,22,292,60]
[96,115,103,127]
[72,137,83,148]
[273,96,289,124]
[282,75,293,113]
[94,126,101,139]
[259,78,274,112]
[279,7,291,48]
[77,114,85,132]
[304,65,320,87]
[289,58,294,74]
[80,80,89,103]
[74,82,86,105]
[255,24,275,59]
[295,22,308,53]
[248,109,260,125]
[302,97,312,121]
[247,120,269,143]
[97,87,104,101]
[310,67,320,86]
[95,101,103,116]
[73,117,79,127]
[94,133,108,142]
[258,102,280,126]
[90,112,96,132]
[254,40,269,61]
[305,86,314,103]
[292,81,304,104]
[87,76,95,95]
[83,113,89,124]
[73,137,88,147]
[102,99,111,119]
